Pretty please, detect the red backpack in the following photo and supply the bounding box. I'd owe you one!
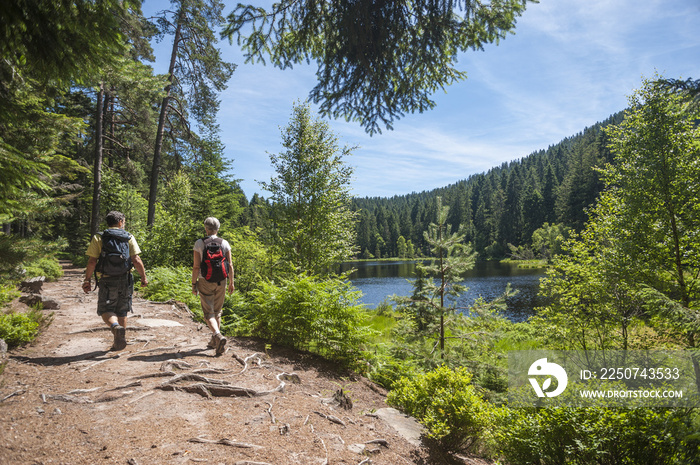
[201,237,228,283]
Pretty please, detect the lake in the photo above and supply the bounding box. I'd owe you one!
[339,260,547,322]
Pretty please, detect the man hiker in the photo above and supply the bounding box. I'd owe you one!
[82,211,148,350]
[192,217,234,356]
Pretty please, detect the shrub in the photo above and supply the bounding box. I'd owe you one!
[140,266,204,321]
[220,291,253,336]
[1,236,66,281]
[0,284,20,306]
[0,309,45,348]
[250,275,369,363]
[387,365,495,455]
[494,406,700,465]
[23,256,63,281]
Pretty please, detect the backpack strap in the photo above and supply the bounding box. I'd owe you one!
[93,231,103,291]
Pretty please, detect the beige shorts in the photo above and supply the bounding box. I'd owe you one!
[196,279,226,319]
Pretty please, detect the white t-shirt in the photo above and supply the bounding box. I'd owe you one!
[194,235,231,279]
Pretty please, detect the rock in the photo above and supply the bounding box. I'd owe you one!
[19,294,42,307]
[19,294,61,310]
[20,276,45,293]
[41,297,61,310]
[374,408,425,447]
[348,443,366,454]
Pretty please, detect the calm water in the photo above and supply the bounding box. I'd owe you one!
[340,260,547,322]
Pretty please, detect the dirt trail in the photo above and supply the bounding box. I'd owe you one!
[0,264,433,465]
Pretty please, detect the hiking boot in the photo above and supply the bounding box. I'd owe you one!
[111,325,127,351]
[214,332,227,356]
[207,334,217,349]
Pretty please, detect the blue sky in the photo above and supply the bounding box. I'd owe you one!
[144,0,700,199]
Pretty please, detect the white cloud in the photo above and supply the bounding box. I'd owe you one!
[143,0,700,198]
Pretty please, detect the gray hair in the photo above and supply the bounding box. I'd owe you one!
[203,217,220,234]
[106,211,125,227]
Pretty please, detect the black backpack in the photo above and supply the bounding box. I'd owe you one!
[201,237,228,283]
[96,229,133,277]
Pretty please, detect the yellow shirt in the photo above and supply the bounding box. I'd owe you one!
[86,228,141,258]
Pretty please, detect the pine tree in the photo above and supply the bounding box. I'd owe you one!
[262,102,358,274]
[414,197,477,358]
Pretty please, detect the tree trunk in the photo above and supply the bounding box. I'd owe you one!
[107,91,115,168]
[147,16,182,226]
[90,82,105,237]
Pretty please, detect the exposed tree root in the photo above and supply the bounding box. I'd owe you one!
[162,373,231,386]
[187,437,262,449]
[155,371,296,398]
[232,352,264,374]
[45,394,93,404]
[160,359,193,371]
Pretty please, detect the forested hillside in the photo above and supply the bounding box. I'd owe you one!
[352,112,624,259]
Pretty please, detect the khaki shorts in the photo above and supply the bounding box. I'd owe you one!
[196,279,226,319]
[97,275,133,317]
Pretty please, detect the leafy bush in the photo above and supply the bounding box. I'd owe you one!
[0,309,45,348]
[221,226,286,294]
[387,366,495,455]
[250,275,369,363]
[23,256,63,281]
[362,350,419,390]
[1,236,66,282]
[494,406,700,465]
[139,266,204,321]
[220,291,253,336]
[0,284,20,306]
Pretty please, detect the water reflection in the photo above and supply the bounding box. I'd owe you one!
[340,260,546,322]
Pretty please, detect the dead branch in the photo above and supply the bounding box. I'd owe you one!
[365,439,389,447]
[45,394,93,404]
[67,387,100,395]
[265,399,276,424]
[1,389,26,402]
[188,437,262,449]
[313,411,346,427]
[232,353,246,366]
